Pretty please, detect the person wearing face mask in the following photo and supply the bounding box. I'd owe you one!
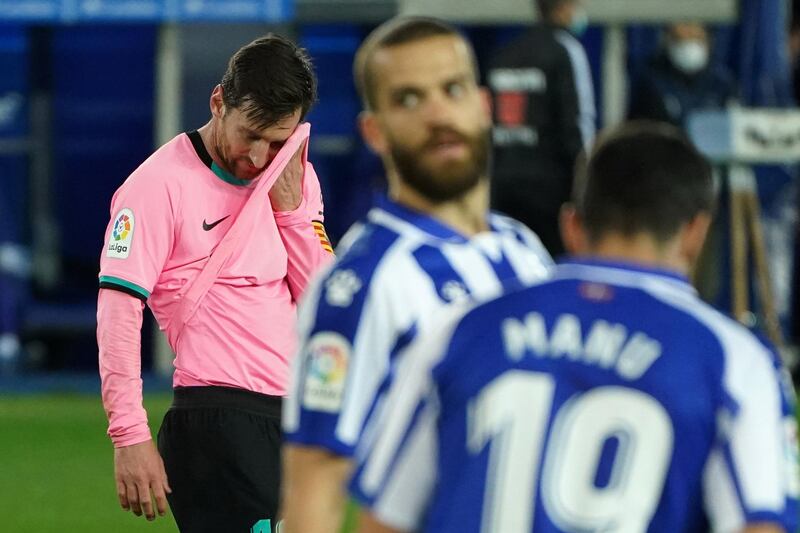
[628,22,738,127]
[486,0,596,259]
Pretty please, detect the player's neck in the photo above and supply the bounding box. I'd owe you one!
[391,180,490,237]
[586,233,691,275]
[197,120,225,170]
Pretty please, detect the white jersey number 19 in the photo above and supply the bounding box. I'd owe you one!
[467,371,674,533]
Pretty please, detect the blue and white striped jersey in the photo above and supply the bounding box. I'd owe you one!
[282,197,552,457]
[350,259,799,533]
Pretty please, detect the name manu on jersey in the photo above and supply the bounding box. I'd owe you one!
[502,311,661,381]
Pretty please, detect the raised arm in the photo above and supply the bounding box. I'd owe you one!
[270,144,335,301]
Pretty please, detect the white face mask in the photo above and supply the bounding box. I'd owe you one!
[667,40,709,74]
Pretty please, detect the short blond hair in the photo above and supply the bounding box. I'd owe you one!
[353,16,478,111]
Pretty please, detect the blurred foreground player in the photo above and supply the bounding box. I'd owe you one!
[281,17,552,533]
[351,121,799,533]
[97,35,332,532]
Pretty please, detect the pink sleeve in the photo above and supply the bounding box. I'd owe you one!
[274,161,335,301]
[97,288,152,448]
[99,170,175,298]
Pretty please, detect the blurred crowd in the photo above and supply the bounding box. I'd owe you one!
[1,0,800,376]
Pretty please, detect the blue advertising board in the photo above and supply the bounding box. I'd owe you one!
[0,0,292,22]
[0,0,60,22]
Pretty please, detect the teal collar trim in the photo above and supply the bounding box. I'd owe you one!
[185,130,252,187]
[210,162,252,186]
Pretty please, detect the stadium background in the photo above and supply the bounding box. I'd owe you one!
[0,0,797,531]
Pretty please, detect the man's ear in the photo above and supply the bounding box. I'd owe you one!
[560,203,588,256]
[358,111,388,155]
[680,212,713,268]
[210,85,225,119]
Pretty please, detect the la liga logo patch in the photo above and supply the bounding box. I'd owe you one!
[302,332,351,413]
[113,213,131,241]
[106,208,134,259]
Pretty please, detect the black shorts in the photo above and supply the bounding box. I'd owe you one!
[157,386,283,533]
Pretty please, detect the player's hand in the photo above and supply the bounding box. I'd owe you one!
[114,439,172,521]
[269,140,306,212]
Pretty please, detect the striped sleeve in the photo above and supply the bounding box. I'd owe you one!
[703,331,799,532]
[312,220,334,254]
[349,304,470,531]
[282,226,404,456]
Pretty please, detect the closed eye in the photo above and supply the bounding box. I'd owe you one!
[239,127,263,142]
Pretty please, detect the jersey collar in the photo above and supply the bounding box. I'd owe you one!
[186,130,252,187]
[376,196,472,242]
[374,196,507,242]
[555,258,696,294]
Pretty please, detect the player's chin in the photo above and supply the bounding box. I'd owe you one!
[424,156,475,180]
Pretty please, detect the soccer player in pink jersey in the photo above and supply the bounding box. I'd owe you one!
[96,34,333,532]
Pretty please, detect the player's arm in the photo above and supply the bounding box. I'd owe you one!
[271,142,335,301]
[279,269,360,533]
[97,288,170,521]
[348,372,439,533]
[350,307,472,533]
[98,172,175,521]
[281,445,352,533]
[704,337,798,533]
[281,258,398,533]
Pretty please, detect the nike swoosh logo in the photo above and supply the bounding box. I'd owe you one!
[202,215,230,231]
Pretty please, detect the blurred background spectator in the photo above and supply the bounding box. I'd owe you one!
[628,21,737,127]
[486,0,596,258]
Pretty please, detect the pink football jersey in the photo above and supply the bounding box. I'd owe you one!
[98,130,332,445]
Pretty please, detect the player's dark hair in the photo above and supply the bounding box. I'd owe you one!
[572,121,714,244]
[354,16,477,111]
[220,34,317,129]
